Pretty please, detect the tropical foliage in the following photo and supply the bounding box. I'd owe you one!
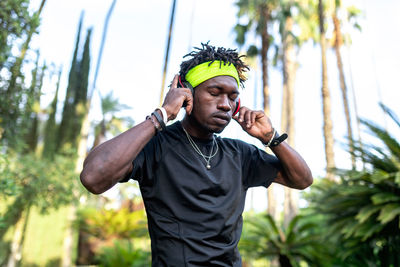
[75,206,150,265]
[305,104,400,266]
[97,239,151,267]
[239,213,328,266]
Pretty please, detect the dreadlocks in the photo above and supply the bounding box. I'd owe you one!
[179,42,249,88]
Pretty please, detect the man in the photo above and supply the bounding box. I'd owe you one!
[80,43,313,266]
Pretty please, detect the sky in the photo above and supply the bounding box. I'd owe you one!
[29,0,400,211]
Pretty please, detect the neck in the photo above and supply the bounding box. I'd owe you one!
[182,115,213,140]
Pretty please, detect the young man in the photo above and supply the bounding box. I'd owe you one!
[80,43,313,266]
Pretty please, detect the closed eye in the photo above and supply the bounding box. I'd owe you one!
[230,93,239,101]
[208,89,219,96]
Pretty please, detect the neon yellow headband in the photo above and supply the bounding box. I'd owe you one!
[185,61,240,88]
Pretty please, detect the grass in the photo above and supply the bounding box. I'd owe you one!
[21,205,77,267]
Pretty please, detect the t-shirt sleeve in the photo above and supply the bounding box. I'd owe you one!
[119,135,162,184]
[240,142,281,189]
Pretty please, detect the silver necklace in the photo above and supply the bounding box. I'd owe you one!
[182,127,219,170]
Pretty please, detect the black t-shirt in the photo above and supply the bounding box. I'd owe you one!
[124,121,280,266]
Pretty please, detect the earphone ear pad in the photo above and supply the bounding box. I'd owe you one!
[178,76,194,94]
[232,98,240,116]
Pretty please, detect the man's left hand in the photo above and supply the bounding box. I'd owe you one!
[232,106,275,144]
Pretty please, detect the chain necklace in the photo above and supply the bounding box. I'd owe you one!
[182,127,219,170]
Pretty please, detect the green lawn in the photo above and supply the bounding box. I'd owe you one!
[21,206,77,267]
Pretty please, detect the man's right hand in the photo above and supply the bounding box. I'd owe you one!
[162,74,193,121]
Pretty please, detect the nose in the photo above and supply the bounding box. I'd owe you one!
[217,95,231,112]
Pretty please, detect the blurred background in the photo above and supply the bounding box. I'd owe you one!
[1,0,399,266]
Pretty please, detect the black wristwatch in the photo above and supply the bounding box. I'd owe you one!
[270,132,288,147]
[263,130,288,148]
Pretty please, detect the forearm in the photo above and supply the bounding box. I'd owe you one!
[270,142,313,189]
[80,118,157,194]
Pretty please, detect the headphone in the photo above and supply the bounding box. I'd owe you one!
[178,76,241,116]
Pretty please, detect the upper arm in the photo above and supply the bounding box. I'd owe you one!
[271,160,313,190]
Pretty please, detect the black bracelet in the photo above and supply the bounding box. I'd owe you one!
[146,115,162,133]
[152,111,166,131]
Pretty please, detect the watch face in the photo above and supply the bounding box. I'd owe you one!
[270,133,288,147]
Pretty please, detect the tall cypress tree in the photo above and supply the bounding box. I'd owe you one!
[57,12,84,152]
[42,66,62,158]
[69,28,92,148]
[25,62,46,152]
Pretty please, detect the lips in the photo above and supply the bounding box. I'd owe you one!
[213,113,231,124]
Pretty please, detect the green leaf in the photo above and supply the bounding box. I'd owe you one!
[356,205,381,223]
[234,24,248,45]
[377,204,400,224]
[395,172,400,186]
[371,192,400,205]
[246,45,259,57]
[360,223,384,241]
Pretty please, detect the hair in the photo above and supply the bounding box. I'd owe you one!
[179,42,249,88]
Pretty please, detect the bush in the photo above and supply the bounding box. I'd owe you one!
[97,239,151,267]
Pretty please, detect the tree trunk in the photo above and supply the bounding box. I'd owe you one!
[318,0,335,180]
[261,4,271,117]
[6,208,26,267]
[61,205,77,267]
[341,4,365,168]
[159,0,177,106]
[332,9,356,169]
[6,206,30,267]
[281,15,298,226]
[7,220,23,267]
[0,188,33,240]
[260,4,277,218]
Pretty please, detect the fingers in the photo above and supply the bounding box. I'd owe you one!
[170,74,179,89]
[164,74,196,116]
[162,85,193,118]
[233,107,265,129]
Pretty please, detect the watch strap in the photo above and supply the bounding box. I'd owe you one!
[270,133,288,147]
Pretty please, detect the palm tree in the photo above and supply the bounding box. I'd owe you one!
[275,0,299,226]
[159,0,177,107]
[332,0,356,169]
[307,104,400,265]
[318,0,335,180]
[234,0,279,218]
[91,91,133,150]
[239,213,328,266]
